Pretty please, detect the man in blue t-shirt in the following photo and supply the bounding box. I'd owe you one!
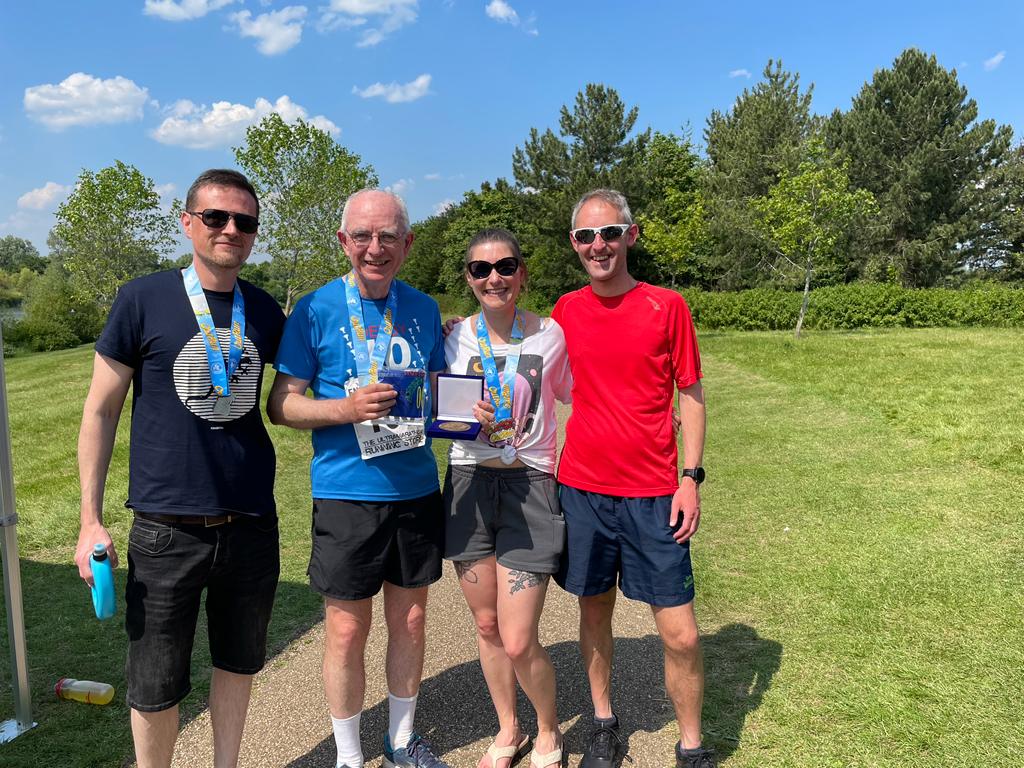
[269,188,449,768]
[75,169,285,768]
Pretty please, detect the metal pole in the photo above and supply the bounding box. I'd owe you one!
[0,324,35,742]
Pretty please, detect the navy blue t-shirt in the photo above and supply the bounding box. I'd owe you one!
[95,268,285,518]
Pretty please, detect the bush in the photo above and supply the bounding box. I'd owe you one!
[4,266,105,353]
[681,283,1024,330]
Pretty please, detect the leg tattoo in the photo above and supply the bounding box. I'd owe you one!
[507,569,547,595]
[454,559,484,583]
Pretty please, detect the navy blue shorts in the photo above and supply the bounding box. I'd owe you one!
[555,486,695,607]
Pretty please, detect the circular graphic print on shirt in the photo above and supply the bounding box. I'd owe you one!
[173,329,262,423]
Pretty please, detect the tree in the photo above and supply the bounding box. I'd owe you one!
[429,180,543,309]
[239,260,287,304]
[6,260,104,351]
[234,114,376,314]
[511,84,652,302]
[406,204,458,296]
[704,60,817,288]
[983,141,1024,281]
[636,132,712,287]
[50,161,176,310]
[753,140,877,336]
[513,83,651,197]
[826,48,1013,286]
[0,236,46,273]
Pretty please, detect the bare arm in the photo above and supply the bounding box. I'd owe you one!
[76,353,133,584]
[266,371,396,429]
[670,381,706,543]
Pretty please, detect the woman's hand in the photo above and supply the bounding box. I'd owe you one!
[473,398,496,434]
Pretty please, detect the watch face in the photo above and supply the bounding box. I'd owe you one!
[685,467,705,484]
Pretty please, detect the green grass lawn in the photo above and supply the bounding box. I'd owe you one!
[1,328,1022,766]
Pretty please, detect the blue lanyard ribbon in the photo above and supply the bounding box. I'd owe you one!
[476,310,524,440]
[183,264,245,398]
[344,272,398,382]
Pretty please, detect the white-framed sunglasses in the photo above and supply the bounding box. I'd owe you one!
[570,224,633,244]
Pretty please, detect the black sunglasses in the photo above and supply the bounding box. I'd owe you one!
[188,208,259,234]
[570,224,631,244]
[467,257,521,280]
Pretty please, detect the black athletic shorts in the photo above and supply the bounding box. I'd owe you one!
[308,491,444,600]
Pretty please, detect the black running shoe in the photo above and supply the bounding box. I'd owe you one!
[580,718,625,768]
[675,742,717,768]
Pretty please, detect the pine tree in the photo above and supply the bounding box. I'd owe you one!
[826,48,1012,286]
[704,60,817,288]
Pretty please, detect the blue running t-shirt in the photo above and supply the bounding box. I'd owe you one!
[275,278,446,501]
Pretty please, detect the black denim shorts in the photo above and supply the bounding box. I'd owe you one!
[443,464,566,574]
[124,514,280,712]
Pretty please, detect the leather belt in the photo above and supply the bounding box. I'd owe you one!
[135,511,239,527]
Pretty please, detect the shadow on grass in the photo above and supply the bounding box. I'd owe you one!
[0,558,323,768]
[283,624,780,766]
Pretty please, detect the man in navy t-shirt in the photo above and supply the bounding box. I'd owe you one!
[269,189,449,768]
[75,169,284,768]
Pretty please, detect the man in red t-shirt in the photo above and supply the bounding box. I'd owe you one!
[553,189,715,768]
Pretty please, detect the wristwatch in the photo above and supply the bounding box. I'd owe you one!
[681,467,705,485]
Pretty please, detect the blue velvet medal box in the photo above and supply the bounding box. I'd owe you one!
[374,369,426,425]
[426,373,485,440]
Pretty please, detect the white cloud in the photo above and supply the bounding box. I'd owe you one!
[152,95,339,149]
[485,0,518,24]
[387,178,414,195]
[17,182,71,210]
[729,68,752,79]
[230,6,307,55]
[154,182,177,198]
[318,0,417,47]
[144,0,236,21]
[485,1,537,34]
[983,51,1005,71]
[24,73,148,130]
[433,198,455,215]
[423,172,441,181]
[352,73,431,103]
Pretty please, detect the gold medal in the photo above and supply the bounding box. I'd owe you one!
[437,420,471,432]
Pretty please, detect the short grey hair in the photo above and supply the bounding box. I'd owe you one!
[571,188,633,229]
[341,188,410,233]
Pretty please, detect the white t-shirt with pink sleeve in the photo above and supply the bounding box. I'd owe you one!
[445,316,572,474]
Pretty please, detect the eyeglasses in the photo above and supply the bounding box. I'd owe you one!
[187,209,259,234]
[467,257,521,280]
[570,224,632,245]
[346,230,403,247]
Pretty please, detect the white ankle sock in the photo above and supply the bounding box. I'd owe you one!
[388,692,418,751]
[331,712,363,768]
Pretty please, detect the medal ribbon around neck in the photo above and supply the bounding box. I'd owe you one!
[476,309,524,445]
[183,264,245,398]
[344,272,398,383]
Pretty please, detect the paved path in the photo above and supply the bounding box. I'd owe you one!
[169,404,696,768]
[169,570,685,768]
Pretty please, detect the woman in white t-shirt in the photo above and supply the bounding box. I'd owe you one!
[442,228,571,768]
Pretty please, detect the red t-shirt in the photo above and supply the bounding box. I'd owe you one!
[552,282,702,497]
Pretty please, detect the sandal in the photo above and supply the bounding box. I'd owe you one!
[486,733,531,768]
[529,742,563,768]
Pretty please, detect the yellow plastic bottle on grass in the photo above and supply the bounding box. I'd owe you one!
[54,678,115,705]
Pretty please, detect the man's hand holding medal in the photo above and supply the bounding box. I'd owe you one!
[341,381,397,423]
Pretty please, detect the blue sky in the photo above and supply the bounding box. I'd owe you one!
[1,0,1020,257]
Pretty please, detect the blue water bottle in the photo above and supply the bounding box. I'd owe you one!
[89,543,115,620]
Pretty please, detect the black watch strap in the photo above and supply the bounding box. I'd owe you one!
[681,467,705,485]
